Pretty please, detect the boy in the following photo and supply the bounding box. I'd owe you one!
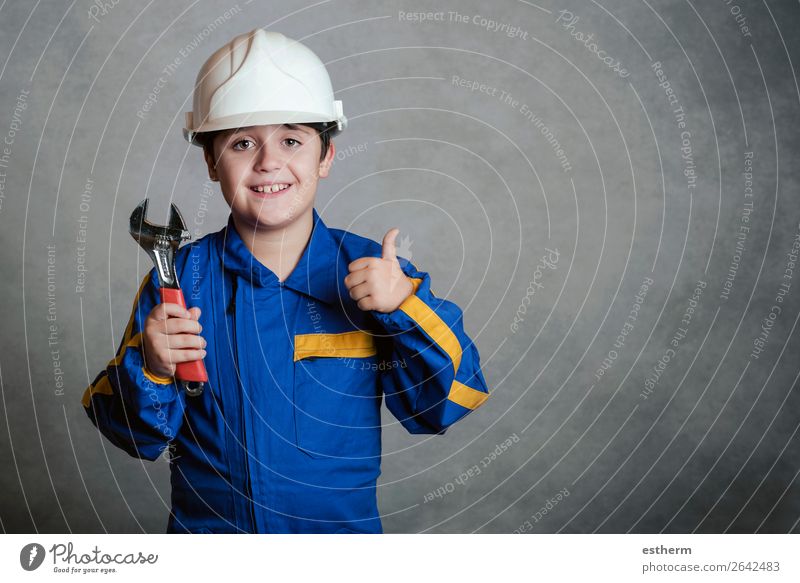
[82,29,490,534]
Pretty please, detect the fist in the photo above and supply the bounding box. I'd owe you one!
[142,303,207,378]
[344,228,414,313]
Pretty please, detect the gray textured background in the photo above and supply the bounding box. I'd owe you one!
[1,0,798,534]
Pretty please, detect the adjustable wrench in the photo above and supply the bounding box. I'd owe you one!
[129,199,207,396]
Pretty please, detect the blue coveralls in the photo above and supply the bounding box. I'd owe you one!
[82,208,490,533]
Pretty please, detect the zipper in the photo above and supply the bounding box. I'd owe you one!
[230,277,258,532]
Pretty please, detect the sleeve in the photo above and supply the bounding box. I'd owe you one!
[370,259,490,435]
[81,269,187,461]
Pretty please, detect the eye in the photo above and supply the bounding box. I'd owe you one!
[232,139,254,151]
[283,138,301,147]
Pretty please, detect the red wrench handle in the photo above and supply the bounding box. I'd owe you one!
[159,287,208,383]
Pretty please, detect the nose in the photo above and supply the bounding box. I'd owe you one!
[253,138,284,173]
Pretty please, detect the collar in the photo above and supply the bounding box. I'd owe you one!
[217,208,341,305]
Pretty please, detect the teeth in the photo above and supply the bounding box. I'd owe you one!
[252,184,290,193]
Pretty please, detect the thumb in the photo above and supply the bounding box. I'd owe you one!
[381,228,400,262]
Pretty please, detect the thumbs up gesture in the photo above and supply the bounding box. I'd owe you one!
[344,228,415,313]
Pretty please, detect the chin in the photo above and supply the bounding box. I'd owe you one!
[252,208,304,230]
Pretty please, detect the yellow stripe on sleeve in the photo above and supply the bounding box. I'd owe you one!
[448,380,489,410]
[397,277,489,410]
[143,367,174,384]
[80,274,152,408]
[397,292,463,372]
[81,375,113,408]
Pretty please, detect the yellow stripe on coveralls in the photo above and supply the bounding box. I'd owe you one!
[81,374,113,408]
[81,274,155,407]
[398,277,489,410]
[294,330,377,361]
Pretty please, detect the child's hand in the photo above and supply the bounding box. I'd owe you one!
[142,303,206,379]
[344,228,414,313]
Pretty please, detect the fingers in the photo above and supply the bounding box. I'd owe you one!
[160,333,207,351]
[343,268,370,290]
[355,296,377,312]
[144,339,206,376]
[162,317,203,336]
[146,346,207,375]
[347,257,375,272]
[143,303,206,377]
[165,347,207,364]
[148,304,203,335]
[150,302,193,321]
[347,280,371,303]
[381,228,400,262]
[148,331,206,361]
[348,228,401,273]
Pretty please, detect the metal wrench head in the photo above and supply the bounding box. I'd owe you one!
[129,199,190,289]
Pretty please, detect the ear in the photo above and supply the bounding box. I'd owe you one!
[318,140,335,179]
[203,144,219,182]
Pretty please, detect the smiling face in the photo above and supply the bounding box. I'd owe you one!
[204,124,335,233]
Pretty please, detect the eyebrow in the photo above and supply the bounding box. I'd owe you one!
[283,124,313,135]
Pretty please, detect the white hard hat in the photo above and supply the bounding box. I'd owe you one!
[183,29,346,146]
